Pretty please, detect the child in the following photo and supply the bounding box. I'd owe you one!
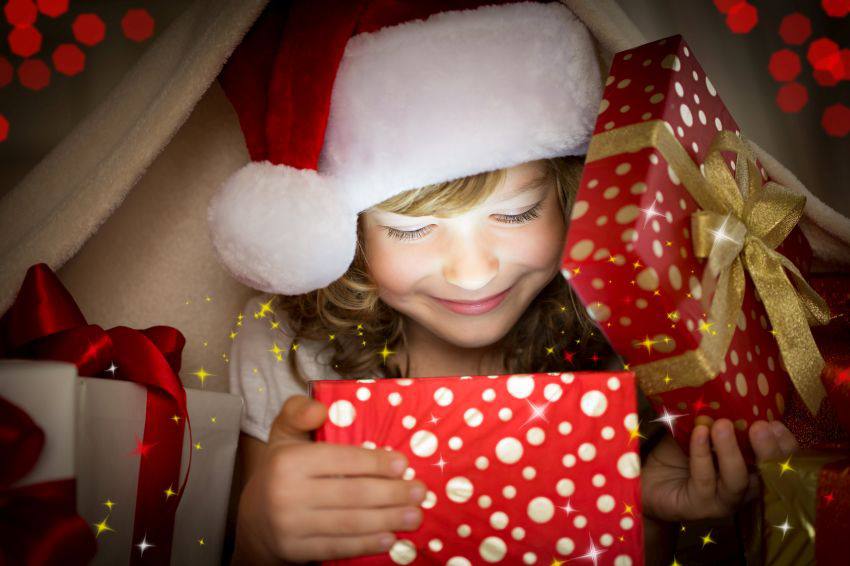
[209,2,799,563]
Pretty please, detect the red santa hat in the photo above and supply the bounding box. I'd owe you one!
[208,0,602,295]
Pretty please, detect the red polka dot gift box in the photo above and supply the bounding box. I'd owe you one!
[310,371,643,565]
[561,35,832,462]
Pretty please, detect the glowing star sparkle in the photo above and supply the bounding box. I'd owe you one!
[192,367,214,387]
[105,362,118,376]
[558,498,578,517]
[639,198,665,228]
[635,335,657,355]
[93,517,114,537]
[652,407,687,435]
[104,499,115,511]
[774,516,793,540]
[136,534,154,556]
[432,454,448,473]
[254,299,274,319]
[573,536,606,565]
[521,399,551,429]
[131,434,156,458]
[778,455,795,476]
[709,213,742,247]
[378,343,395,364]
[428,414,440,426]
[164,485,176,500]
[700,530,716,548]
[627,421,646,445]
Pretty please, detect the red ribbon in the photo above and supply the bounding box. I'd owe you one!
[0,396,97,566]
[0,263,191,565]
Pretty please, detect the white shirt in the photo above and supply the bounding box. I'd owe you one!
[229,293,343,442]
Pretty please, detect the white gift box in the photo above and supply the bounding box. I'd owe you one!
[76,376,242,565]
[0,359,242,565]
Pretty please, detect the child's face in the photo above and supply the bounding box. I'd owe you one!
[362,160,566,349]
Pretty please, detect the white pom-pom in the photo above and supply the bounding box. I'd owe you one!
[207,162,357,295]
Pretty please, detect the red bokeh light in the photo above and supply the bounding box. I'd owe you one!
[822,103,850,137]
[17,57,50,90]
[776,82,808,113]
[0,114,8,142]
[779,13,812,45]
[121,8,154,42]
[0,56,13,88]
[713,0,744,14]
[4,0,37,27]
[822,0,850,18]
[726,2,758,34]
[72,13,105,47]
[8,25,42,57]
[768,49,802,82]
[37,0,68,18]
[52,43,84,76]
[808,38,844,85]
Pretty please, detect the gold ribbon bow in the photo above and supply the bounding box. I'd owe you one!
[586,122,831,415]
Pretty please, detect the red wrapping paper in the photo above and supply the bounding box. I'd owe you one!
[562,35,820,460]
[311,371,643,565]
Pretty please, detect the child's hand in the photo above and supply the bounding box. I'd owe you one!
[234,395,427,564]
[641,418,798,522]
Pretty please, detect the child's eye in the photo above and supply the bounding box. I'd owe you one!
[493,202,543,224]
[383,224,435,241]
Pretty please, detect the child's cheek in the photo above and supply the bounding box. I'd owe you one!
[363,233,430,299]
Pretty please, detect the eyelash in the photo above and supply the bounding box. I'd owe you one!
[383,202,544,241]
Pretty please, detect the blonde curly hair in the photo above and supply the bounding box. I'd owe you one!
[275,156,613,386]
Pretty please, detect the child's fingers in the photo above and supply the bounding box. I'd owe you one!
[308,477,426,509]
[269,395,328,446]
[284,532,396,562]
[292,506,422,537]
[749,420,782,462]
[711,419,749,504]
[768,420,799,456]
[286,442,407,479]
[688,424,717,501]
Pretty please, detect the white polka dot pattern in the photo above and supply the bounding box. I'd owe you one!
[311,371,642,563]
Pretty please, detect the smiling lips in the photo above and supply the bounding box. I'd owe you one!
[433,287,513,315]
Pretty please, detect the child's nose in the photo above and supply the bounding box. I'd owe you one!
[442,233,499,291]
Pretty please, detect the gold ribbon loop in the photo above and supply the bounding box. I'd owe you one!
[586,120,831,415]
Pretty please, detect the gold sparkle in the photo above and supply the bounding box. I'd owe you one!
[663,373,673,385]
[328,333,336,341]
[291,343,300,351]
[779,455,795,476]
[228,331,238,340]
[205,295,212,302]
[671,558,682,566]
[270,320,280,330]
[164,485,176,500]
[628,422,646,444]
[572,267,581,276]
[632,260,642,269]
[194,442,203,451]
[667,311,680,322]
[379,343,395,364]
[636,336,656,354]
[254,299,274,319]
[622,502,635,515]
[545,346,555,355]
[104,499,115,511]
[698,320,716,335]
[93,517,114,537]
[192,367,214,387]
[171,415,181,424]
[198,538,205,546]
[210,416,217,424]
[269,342,284,358]
[700,530,716,548]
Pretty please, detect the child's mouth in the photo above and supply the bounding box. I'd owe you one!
[432,286,513,315]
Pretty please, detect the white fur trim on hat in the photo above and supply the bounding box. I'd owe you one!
[207,162,357,294]
[320,1,602,214]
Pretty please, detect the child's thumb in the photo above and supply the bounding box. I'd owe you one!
[268,394,327,446]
